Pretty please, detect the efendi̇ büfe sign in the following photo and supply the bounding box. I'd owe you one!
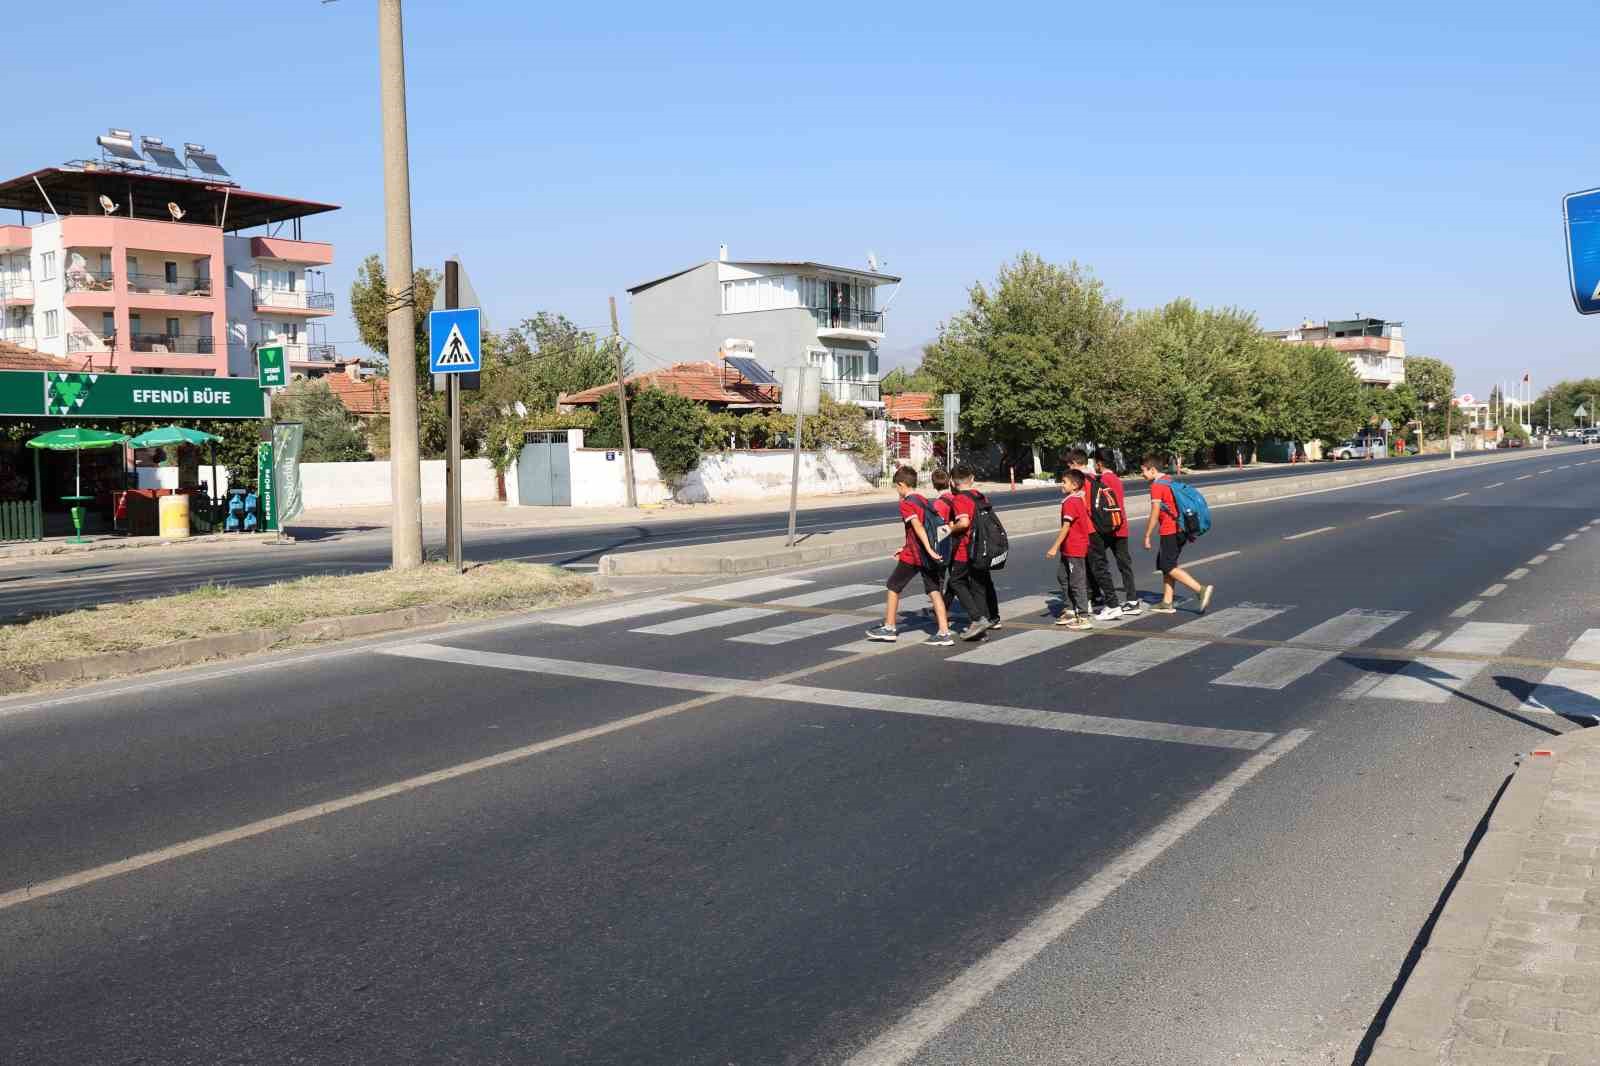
[0,371,265,420]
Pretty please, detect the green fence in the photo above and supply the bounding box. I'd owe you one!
[0,497,42,542]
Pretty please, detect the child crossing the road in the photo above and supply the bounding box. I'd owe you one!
[945,462,1002,640]
[1095,446,1141,616]
[1065,448,1122,620]
[1140,453,1214,615]
[1046,468,1094,630]
[866,465,955,646]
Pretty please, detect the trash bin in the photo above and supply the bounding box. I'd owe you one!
[158,493,191,539]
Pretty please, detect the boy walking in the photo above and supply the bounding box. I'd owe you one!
[1065,448,1122,620]
[944,462,1002,640]
[1140,453,1214,614]
[1045,468,1094,630]
[866,465,955,646]
[1095,446,1141,615]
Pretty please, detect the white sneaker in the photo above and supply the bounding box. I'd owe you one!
[1094,605,1124,622]
[1122,600,1143,615]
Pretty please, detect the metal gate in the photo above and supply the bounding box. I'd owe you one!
[517,431,572,506]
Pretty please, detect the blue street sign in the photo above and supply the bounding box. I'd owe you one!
[429,308,481,373]
[1564,188,1600,315]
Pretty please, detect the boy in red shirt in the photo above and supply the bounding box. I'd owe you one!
[1095,446,1141,615]
[1045,468,1094,630]
[1140,452,1213,614]
[865,465,954,646]
[945,462,1002,639]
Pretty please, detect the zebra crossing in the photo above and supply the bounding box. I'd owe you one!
[545,579,1596,706]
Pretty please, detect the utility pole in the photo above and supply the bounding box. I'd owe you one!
[379,0,422,569]
[609,296,637,508]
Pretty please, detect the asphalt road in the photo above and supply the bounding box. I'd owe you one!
[0,452,1457,620]
[2,445,1596,1064]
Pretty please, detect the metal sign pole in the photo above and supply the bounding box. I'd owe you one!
[787,405,804,548]
[445,260,463,573]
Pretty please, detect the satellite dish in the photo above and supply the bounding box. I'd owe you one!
[867,250,878,272]
[167,202,185,221]
[514,401,528,418]
[98,195,118,216]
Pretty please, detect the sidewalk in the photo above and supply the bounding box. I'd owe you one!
[0,531,284,563]
[1369,727,1600,1065]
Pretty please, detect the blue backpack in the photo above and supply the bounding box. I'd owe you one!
[1158,477,1212,542]
[905,492,955,570]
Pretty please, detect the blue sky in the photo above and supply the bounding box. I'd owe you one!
[7,2,1597,396]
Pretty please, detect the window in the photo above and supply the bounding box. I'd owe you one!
[226,268,234,288]
[39,252,55,281]
[130,313,142,336]
[42,310,58,337]
[164,262,178,284]
[166,317,180,337]
[101,312,115,337]
[721,274,800,314]
[127,255,138,282]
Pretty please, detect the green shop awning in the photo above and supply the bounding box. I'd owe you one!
[0,371,264,420]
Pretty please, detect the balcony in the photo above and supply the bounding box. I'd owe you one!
[0,279,32,302]
[64,268,116,294]
[129,332,215,355]
[66,330,115,353]
[251,236,333,266]
[822,379,881,404]
[0,326,36,346]
[282,342,339,367]
[254,289,335,314]
[812,306,886,338]
[128,272,212,297]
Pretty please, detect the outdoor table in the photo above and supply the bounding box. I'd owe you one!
[61,495,93,543]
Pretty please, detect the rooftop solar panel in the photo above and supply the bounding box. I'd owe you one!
[142,144,185,170]
[725,355,777,386]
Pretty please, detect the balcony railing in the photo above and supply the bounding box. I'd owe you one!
[66,330,115,353]
[278,342,339,365]
[0,326,36,346]
[254,289,335,312]
[64,269,115,293]
[128,332,215,355]
[128,272,212,297]
[822,379,881,404]
[0,280,33,300]
[812,307,886,333]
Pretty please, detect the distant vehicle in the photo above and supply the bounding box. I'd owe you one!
[1585,429,1600,444]
[1329,437,1381,460]
[1510,437,1526,448]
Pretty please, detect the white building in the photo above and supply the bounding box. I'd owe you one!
[1266,317,1407,389]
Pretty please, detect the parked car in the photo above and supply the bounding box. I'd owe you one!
[1585,429,1600,444]
[1329,437,1380,460]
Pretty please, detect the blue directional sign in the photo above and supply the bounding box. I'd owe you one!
[1564,188,1600,315]
[429,308,481,373]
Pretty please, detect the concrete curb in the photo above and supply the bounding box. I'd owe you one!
[1366,727,1600,1064]
[0,604,453,694]
[598,449,1561,577]
[0,532,290,566]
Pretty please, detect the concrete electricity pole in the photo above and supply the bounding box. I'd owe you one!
[609,296,637,508]
[379,0,423,569]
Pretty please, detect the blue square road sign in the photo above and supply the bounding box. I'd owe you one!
[1564,188,1600,315]
[429,308,482,373]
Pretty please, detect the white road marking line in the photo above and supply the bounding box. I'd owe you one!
[1564,533,1580,542]
[383,644,1276,750]
[1522,629,1600,719]
[1367,509,1405,520]
[1177,550,1240,567]
[831,631,932,654]
[1549,544,1566,552]
[1529,554,1549,565]
[631,583,880,635]
[1450,601,1483,618]
[1070,604,1289,678]
[1407,630,1444,650]
[729,612,875,645]
[1284,526,1337,541]
[1506,568,1530,580]
[1485,482,1505,489]
[1516,475,1533,480]
[1338,674,1387,701]
[1443,492,1470,501]
[1560,465,1573,470]
[1212,609,1408,691]
[949,628,1086,665]
[1540,469,1555,474]
[1480,583,1507,598]
[1365,622,1530,703]
[550,576,812,627]
[841,729,1313,1066]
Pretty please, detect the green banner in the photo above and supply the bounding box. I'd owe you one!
[257,438,277,532]
[273,421,304,525]
[0,371,264,420]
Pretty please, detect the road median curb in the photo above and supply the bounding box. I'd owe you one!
[1367,726,1600,1064]
[0,604,455,694]
[598,449,1561,577]
[0,532,290,567]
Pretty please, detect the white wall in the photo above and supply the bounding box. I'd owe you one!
[135,464,231,496]
[568,447,673,507]
[296,457,497,510]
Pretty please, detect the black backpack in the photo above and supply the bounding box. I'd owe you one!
[957,490,1009,571]
[1087,475,1124,538]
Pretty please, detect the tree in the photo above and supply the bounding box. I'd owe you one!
[269,379,372,462]
[349,254,445,456]
[1535,377,1600,431]
[878,365,940,395]
[588,384,707,483]
[1404,356,1455,434]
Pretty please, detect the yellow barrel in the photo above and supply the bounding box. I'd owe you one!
[158,494,191,539]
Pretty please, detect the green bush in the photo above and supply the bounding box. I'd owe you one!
[589,385,707,483]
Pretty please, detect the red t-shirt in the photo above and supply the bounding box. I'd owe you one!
[1098,469,1130,539]
[1061,493,1091,557]
[898,495,923,564]
[948,490,978,563]
[1148,479,1179,536]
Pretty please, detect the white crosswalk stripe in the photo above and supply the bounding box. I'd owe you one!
[630,583,880,635]
[832,630,932,654]
[1522,629,1600,719]
[1363,622,1530,703]
[1068,604,1290,678]
[952,603,1143,665]
[730,612,877,645]
[1212,609,1408,691]
[549,577,812,627]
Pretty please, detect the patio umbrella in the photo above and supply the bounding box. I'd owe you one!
[26,427,129,498]
[128,426,222,523]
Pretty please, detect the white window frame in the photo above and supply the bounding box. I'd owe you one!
[42,309,59,338]
[38,251,56,281]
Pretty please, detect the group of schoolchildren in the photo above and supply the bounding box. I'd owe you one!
[866,449,1214,645]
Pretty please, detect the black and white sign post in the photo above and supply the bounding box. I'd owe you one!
[782,365,821,548]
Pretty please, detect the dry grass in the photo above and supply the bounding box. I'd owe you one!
[0,562,593,670]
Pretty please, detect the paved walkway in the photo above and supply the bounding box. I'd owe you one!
[1371,727,1600,1064]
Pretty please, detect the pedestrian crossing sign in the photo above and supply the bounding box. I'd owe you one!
[429,308,481,374]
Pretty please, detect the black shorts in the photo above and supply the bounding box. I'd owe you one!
[1157,533,1185,574]
[887,560,941,595]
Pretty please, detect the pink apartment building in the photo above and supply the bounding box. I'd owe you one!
[0,157,340,378]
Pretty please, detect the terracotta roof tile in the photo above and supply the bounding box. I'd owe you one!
[0,341,75,371]
[884,391,934,422]
[324,373,390,415]
[562,360,779,407]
